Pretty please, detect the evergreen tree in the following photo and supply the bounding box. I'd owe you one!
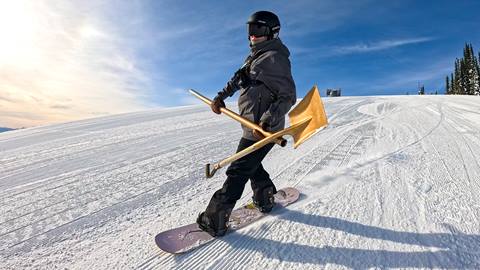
[446,44,480,95]
[460,57,468,94]
[472,46,480,95]
[454,59,461,94]
[471,45,480,95]
[450,73,454,94]
[478,52,480,79]
[478,52,480,95]
[446,76,450,94]
[464,44,479,95]
[477,52,480,79]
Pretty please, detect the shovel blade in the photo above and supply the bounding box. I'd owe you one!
[288,85,328,148]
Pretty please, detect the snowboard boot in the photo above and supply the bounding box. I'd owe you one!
[252,186,275,213]
[196,207,233,237]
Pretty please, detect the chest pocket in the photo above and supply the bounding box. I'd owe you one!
[237,83,272,124]
[254,83,274,123]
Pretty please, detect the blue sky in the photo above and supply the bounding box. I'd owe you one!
[123,0,480,105]
[1,0,479,128]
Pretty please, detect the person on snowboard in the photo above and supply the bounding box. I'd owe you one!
[197,11,297,237]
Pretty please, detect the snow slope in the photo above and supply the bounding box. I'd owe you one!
[1,95,480,269]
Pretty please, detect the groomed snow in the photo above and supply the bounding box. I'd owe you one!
[1,95,480,269]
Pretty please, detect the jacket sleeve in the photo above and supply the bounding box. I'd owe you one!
[253,52,297,128]
[216,57,251,100]
[216,75,239,100]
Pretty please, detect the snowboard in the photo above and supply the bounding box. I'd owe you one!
[155,187,300,254]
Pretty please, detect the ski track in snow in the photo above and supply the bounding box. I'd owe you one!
[1,96,480,269]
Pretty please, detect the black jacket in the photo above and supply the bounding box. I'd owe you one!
[217,38,296,141]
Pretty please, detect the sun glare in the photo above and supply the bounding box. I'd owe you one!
[0,1,148,128]
[0,0,43,65]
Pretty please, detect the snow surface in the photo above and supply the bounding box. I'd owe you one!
[1,95,480,269]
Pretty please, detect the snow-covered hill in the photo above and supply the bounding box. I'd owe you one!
[1,95,480,269]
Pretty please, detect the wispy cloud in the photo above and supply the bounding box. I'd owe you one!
[290,37,437,60]
[334,37,435,54]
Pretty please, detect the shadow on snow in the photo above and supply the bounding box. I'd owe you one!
[223,209,480,268]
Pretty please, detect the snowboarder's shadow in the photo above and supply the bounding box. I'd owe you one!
[224,209,480,268]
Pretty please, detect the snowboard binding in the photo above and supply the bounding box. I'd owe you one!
[196,209,232,237]
[252,186,275,213]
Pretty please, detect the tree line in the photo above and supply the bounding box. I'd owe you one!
[446,43,480,95]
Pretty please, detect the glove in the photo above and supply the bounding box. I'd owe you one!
[211,96,225,114]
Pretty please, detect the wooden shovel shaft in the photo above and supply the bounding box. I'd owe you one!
[206,117,312,178]
[189,89,286,147]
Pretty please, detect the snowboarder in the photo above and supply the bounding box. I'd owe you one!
[196,11,297,237]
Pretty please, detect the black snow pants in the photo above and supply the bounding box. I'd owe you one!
[204,138,276,216]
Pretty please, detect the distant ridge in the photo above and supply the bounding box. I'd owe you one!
[0,127,15,133]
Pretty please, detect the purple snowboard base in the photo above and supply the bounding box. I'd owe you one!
[155,187,300,254]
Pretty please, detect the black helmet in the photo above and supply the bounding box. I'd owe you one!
[246,11,280,39]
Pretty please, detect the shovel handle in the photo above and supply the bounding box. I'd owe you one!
[189,89,287,147]
[205,136,283,178]
[206,163,219,178]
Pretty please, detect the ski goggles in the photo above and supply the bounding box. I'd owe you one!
[247,23,270,38]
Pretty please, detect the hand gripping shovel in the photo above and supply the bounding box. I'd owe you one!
[189,89,287,147]
[190,86,328,178]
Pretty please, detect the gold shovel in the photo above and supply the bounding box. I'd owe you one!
[190,85,328,178]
